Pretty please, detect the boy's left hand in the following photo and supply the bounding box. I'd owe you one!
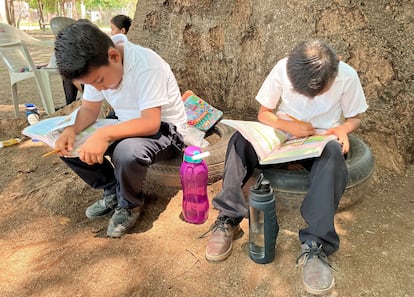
[326,126,349,154]
[326,115,362,154]
[77,133,109,165]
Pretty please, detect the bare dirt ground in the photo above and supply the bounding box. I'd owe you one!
[0,31,413,297]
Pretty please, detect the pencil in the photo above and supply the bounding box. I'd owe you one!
[287,114,305,124]
[298,136,308,145]
[42,148,60,158]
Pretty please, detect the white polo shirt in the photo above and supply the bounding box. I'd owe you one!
[256,58,368,129]
[83,34,187,137]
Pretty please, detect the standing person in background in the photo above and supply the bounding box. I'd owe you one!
[110,15,132,35]
[106,15,133,120]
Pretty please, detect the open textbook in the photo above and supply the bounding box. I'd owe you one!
[221,119,338,165]
[22,108,118,157]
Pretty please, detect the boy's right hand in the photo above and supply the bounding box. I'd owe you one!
[288,121,315,138]
[55,126,76,157]
[258,106,315,138]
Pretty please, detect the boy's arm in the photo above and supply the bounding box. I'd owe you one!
[73,100,102,133]
[257,105,315,138]
[327,114,363,154]
[94,107,161,142]
[78,107,161,165]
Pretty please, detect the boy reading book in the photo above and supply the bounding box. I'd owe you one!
[204,40,368,295]
[53,21,186,238]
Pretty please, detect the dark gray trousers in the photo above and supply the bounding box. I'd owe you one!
[61,122,183,209]
[212,132,348,255]
[62,77,79,105]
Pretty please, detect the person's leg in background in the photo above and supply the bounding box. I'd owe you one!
[62,77,81,105]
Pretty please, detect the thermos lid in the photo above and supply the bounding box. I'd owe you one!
[183,146,203,163]
[250,173,273,199]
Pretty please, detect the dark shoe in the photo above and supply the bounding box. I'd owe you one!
[205,217,244,262]
[296,241,335,295]
[106,207,142,238]
[85,192,118,219]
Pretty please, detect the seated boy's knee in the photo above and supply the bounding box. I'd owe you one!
[323,140,344,159]
[326,140,342,151]
[230,131,249,147]
[112,140,150,166]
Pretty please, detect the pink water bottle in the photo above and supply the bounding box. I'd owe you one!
[180,146,209,224]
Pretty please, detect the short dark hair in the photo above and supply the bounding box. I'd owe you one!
[54,21,114,80]
[287,40,339,97]
[111,15,132,33]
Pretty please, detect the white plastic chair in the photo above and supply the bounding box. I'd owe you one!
[0,23,59,117]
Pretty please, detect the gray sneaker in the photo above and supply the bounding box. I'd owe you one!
[107,207,143,238]
[296,241,335,295]
[85,193,118,219]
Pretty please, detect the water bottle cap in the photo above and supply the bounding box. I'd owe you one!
[25,103,37,110]
[183,146,203,163]
[250,178,273,200]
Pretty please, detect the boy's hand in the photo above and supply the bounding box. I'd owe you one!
[327,126,349,154]
[257,106,315,138]
[77,132,109,165]
[288,121,315,138]
[55,126,76,156]
[326,115,362,154]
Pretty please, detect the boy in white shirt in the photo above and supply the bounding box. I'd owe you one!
[54,21,187,238]
[205,40,368,295]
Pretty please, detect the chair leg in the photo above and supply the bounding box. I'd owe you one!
[11,83,19,118]
[36,70,55,115]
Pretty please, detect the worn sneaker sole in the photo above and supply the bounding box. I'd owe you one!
[85,194,118,220]
[303,277,335,295]
[107,225,128,238]
[85,208,114,220]
[205,227,244,262]
[106,207,142,238]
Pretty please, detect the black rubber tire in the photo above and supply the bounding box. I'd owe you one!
[146,123,235,188]
[259,134,375,211]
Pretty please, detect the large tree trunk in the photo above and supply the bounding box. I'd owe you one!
[130,0,413,172]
